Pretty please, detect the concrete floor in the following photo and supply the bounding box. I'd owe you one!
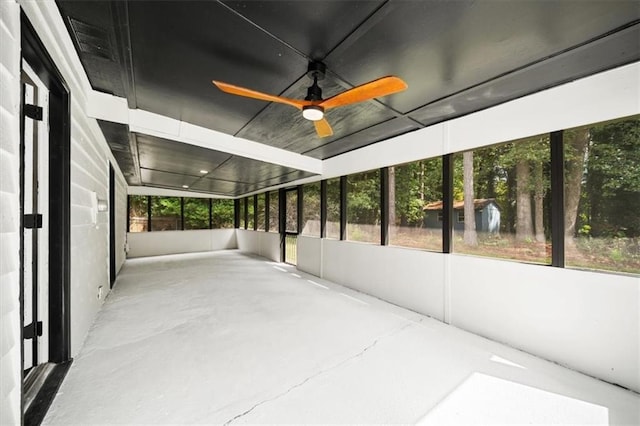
[44,250,639,425]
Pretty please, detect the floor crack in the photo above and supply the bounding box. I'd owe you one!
[223,322,413,425]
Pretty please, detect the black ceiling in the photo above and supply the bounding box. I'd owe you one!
[57,0,640,197]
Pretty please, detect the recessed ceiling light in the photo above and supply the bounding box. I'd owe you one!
[182,185,189,188]
[199,170,208,174]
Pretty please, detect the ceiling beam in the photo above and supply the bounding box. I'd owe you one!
[87,90,323,175]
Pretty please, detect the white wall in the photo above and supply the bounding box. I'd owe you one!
[295,239,639,392]
[0,1,23,423]
[449,255,639,392]
[236,230,281,262]
[297,237,447,319]
[127,229,237,258]
[296,236,322,277]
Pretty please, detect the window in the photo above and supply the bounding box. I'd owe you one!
[237,198,245,229]
[246,196,255,230]
[128,195,148,232]
[285,189,298,233]
[347,170,380,244]
[564,115,640,274]
[268,191,278,232]
[452,134,551,264]
[256,193,265,231]
[150,196,181,231]
[183,198,210,230]
[301,182,321,237]
[325,178,340,239]
[212,199,234,229]
[388,158,442,251]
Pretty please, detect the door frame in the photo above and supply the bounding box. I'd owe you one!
[20,7,71,382]
[109,164,116,288]
[21,8,71,367]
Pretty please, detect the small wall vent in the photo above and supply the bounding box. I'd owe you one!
[69,18,115,61]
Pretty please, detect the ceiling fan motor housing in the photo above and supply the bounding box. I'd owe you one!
[306,61,326,81]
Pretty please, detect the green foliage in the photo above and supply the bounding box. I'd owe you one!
[392,158,442,226]
[578,116,640,238]
[347,170,380,225]
[212,199,234,228]
[184,198,209,229]
[129,195,147,216]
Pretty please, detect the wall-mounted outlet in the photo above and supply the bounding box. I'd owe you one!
[97,285,103,300]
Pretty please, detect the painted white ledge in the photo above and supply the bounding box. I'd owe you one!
[87,91,323,175]
[127,186,233,198]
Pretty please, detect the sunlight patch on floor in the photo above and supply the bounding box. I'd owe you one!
[490,354,526,369]
[418,372,609,425]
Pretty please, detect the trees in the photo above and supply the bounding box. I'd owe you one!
[564,128,589,242]
[462,151,478,246]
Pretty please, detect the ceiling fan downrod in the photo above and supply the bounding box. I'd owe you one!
[303,61,326,120]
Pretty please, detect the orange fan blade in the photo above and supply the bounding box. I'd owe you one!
[320,76,407,110]
[313,118,333,138]
[212,80,311,110]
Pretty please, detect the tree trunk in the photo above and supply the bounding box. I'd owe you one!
[463,151,478,246]
[419,161,425,202]
[515,159,533,242]
[533,161,545,243]
[388,166,396,238]
[564,128,590,243]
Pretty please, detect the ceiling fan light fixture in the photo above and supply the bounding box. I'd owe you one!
[302,105,324,121]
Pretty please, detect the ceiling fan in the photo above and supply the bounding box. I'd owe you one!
[212,62,407,138]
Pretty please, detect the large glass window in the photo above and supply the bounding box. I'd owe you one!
[452,135,551,264]
[564,115,639,274]
[389,158,442,251]
[347,170,380,244]
[128,195,148,232]
[301,182,321,237]
[246,196,255,230]
[183,198,210,230]
[150,196,182,231]
[285,189,298,233]
[268,191,278,232]
[212,199,234,228]
[256,193,266,231]
[326,178,341,239]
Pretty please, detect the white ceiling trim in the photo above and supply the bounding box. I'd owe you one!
[127,185,233,199]
[87,90,323,175]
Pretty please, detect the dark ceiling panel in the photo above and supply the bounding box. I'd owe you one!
[409,24,640,127]
[126,1,308,135]
[135,134,232,177]
[140,169,201,190]
[237,74,396,152]
[326,1,640,114]
[221,0,384,59]
[211,156,303,184]
[304,117,420,160]
[57,1,126,96]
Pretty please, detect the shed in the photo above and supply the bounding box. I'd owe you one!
[423,199,501,233]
